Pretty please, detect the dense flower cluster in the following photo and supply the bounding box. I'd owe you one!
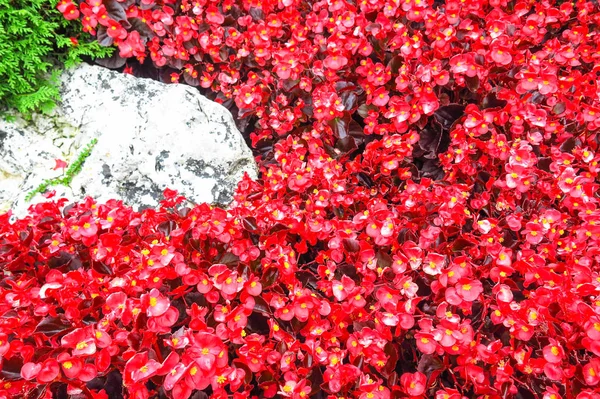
[57,0,600,148]
[1,0,599,398]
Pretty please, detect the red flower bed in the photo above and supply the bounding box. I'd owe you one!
[1,0,600,398]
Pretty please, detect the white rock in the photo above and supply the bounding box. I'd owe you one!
[0,63,257,219]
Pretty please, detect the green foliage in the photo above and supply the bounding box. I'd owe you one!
[0,1,112,117]
[25,138,98,202]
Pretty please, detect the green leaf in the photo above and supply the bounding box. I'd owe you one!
[25,138,98,201]
[0,0,113,116]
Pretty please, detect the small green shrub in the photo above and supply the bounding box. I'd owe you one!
[0,0,112,117]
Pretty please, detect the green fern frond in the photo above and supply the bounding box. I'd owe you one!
[0,0,113,117]
[25,138,98,202]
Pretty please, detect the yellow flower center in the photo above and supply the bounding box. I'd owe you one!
[76,341,88,350]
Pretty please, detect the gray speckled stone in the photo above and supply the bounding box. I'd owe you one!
[0,63,257,218]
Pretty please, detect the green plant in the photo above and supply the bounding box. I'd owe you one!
[25,138,98,202]
[0,0,112,117]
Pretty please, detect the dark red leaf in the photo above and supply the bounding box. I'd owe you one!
[35,316,72,336]
[129,19,155,42]
[157,220,178,237]
[92,260,113,276]
[95,51,126,69]
[249,7,264,20]
[433,104,466,130]
[0,357,24,380]
[553,102,566,115]
[253,296,271,315]
[216,252,239,266]
[465,75,480,92]
[376,250,392,269]
[103,0,128,22]
[96,26,115,47]
[342,238,360,253]
[357,104,375,118]
[262,267,279,289]
[242,217,259,232]
[183,72,200,86]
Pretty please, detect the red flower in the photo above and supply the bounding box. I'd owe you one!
[57,353,83,379]
[106,19,127,40]
[37,359,60,383]
[118,31,145,58]
[401,371,426,396]
[124,352,161,384]
[163,362,188,391]
[324,54,348,71]
[523,222,544,245]
[583,358,600,386]
[372,87,390,107]
[331,275,356,301]
[543,340,565,364]
[423,253,445,275]
[20,362,41,381]
[490,45,512,65]
[53,159,68,170]
[190,332,228,372]
[415,332,437,354]
[61,327,97,356]
[141,288,170,317]
[454,279,483,302]
[205,6,224,24]
[62,3,80,20]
